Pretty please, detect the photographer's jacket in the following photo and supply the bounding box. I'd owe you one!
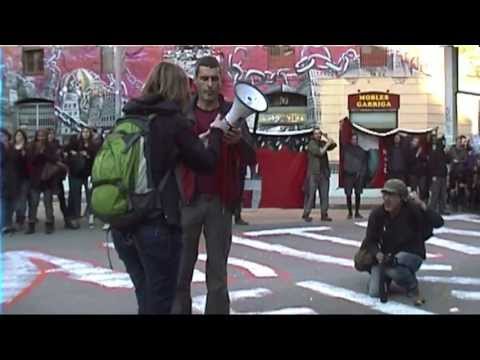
[363,202,444,260]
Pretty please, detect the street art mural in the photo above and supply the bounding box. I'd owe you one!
[1,45,431,132]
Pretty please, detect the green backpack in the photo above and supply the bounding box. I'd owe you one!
[91,115,170,231]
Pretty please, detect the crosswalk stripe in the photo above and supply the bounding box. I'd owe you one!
[297,280,434,315]
[232,236,449,271]
[192,288,272,314]
[244,227,332,236]
[434,227,480,238]
[244,307,318,315]
[442,214,480,224]
[418,276,480,286]
[451,290,480,301]
[427,237,480,255]
[232,235,353,267]
[197,253,277,277]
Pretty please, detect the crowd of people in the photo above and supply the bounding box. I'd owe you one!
[386,133,480,214]
[1,126,102,235]
[303,129,480,222]
[1,54,479,313]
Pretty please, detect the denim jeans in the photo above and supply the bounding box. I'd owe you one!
[368,251,423,297]
[112,221,182,314]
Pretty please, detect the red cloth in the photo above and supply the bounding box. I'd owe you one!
[257,148,308,208]
[180,142,242,209]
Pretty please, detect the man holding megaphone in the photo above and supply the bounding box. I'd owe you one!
[172,56,264,314]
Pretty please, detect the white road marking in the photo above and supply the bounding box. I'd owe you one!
[232,235,353,267]
[418,276,480,286]
[244,227,332,236]
[297,280,434,315]
[442,214,480,224]
[427,237,480,255]
[419,264,452,271]
[451,290,480,301]
[197,253,277,278]
[434,227,480,238]
[232,236,449,271]
[192,288,272,314]
[244,307,318,315]
[193,269,206,283]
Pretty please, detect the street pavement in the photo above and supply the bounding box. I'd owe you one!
[2,202,480,315]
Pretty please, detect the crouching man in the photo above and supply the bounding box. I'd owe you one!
[354,179,444,305]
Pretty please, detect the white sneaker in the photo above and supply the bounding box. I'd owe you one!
[102,223,110,231]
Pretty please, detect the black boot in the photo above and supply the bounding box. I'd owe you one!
[45,222,54,234]
[235,217,249,225]
[65,218,79,230]
[354,194,363,219]
[346,196,353,219]
[302,213,313,222]
[321,212,332,222]
[25,222,35,235]
[16,216,26,231]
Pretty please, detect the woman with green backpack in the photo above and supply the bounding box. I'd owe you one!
[108,61,225,314]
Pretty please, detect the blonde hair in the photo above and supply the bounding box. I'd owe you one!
[142,61,190,111]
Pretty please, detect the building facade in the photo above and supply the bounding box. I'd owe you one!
[1,45,479,162]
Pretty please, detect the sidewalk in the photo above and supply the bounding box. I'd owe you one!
[239,207,372,226]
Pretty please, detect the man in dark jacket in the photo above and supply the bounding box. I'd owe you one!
[172,56,257,315]
[387,134,408,183]
[302,128,337,222]
[428,136,450,215]
[1,128,17,234]
[406,136,429,202]
[361,179,443,304]
[448,135,469,211]
[342,133,367,219]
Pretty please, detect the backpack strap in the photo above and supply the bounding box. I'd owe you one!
[115,116,151,132]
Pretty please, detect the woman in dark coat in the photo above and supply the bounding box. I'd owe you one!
[47,129,79,230]
[12,129,30,230]
[1,128,18,234]
[25,128,59,234]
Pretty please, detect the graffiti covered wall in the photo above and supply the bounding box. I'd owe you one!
[1,45,431,132]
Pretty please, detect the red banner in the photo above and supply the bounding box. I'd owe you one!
[257,148,308,208]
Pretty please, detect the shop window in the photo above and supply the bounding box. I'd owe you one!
[360,46,388,68]
[267,45,295,69]
[22,48,44,75]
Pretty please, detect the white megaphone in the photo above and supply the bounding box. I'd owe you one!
[218,81,268,132]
